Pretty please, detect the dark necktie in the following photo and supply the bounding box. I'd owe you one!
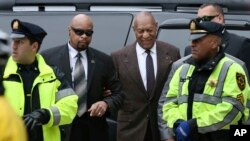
[74,53,87,116]
[146,50,155,94]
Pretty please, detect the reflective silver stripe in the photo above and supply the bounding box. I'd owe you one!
[191,94,243,113]
[246,100,250,108]
[245,99,250,124]
[199,107,240,133]
[189,95,243,132]
[245,118,250,125]
[179,64,190,97]
[50,106,61,126]
[214,61,233,97]
[56,88,76,102]
[179,94,222,105]
[225,53,249,84]
[178,95,188,104]
[223,97,244,113]
[165,97,178,104]
[193,93,222,105]
[178,93,244,130]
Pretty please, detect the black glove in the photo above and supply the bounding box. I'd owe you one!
[23,108,50,131]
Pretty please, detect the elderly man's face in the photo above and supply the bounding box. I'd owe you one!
[133,15,158,50]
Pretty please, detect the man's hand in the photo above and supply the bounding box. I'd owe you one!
[175,121,191,141]
[88,101,108,117]
[23,109,50,131]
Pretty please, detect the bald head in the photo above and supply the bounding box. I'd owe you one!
[70,14,93,29]
[133,11,158,49]
[68,14,94,51]
[133,11,156,28]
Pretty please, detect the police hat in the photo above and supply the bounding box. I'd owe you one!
[189,19,225,40]
[10,19,47,44]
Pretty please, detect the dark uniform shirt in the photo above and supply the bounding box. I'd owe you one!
[17,59,42,141]
[17,59,40,115]
[185,50,225,119]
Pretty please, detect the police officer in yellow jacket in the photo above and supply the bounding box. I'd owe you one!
[162,19,250,141]
[2,19,78,141]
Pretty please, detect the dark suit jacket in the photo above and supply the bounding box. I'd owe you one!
[41,44,124,140]
[111,41,180,141]
[184,30,250,76]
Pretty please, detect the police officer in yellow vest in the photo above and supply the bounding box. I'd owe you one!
[162,19,250,141]
[2,19,78,141]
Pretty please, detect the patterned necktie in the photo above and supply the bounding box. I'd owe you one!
[74,53,87,116]
[145,50,155,94]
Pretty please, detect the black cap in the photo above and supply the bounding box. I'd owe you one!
[10,19,47,44]
[189,19,225,40]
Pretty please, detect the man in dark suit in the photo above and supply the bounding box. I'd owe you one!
[184,3,250,76]
[111,11,180,141]
[41,14,124,141]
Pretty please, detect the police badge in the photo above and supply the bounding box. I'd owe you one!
[236,72,246,91]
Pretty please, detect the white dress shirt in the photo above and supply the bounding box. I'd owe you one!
[136,42,157,90]
[68,42,88,82]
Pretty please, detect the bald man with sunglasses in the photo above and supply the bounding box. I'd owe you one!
[41,14,125,141]
[184,3,250,77]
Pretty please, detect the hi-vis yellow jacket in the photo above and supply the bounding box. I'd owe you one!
[163,56,250,134]
[3,54,78,141]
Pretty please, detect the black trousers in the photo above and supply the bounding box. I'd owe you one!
[143,120,153,141]
[69,113,109,141]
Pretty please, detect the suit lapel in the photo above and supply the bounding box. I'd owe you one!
[59,45,73,85]
[150,42,173,99]
[86,48,96,91]
[123,44,147,94]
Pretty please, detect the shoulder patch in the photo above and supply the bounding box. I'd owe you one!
[236,72,246,91]
[236,93,244,104]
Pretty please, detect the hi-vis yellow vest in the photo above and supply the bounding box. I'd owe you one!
[3,54,78,141]
[163,56,250,134]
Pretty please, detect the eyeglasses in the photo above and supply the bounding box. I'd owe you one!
[198,15,219,22]
[71,27,93,37]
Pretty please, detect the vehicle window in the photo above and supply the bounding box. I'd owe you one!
[158,29,190,56]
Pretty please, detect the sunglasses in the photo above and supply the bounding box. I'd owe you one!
[71,27,93,37]
[197,15,219,22]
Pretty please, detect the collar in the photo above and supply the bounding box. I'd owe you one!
[68,42,87,59]
[185,50,225,71]
[136,42,156,55]
[17,59,38,71]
